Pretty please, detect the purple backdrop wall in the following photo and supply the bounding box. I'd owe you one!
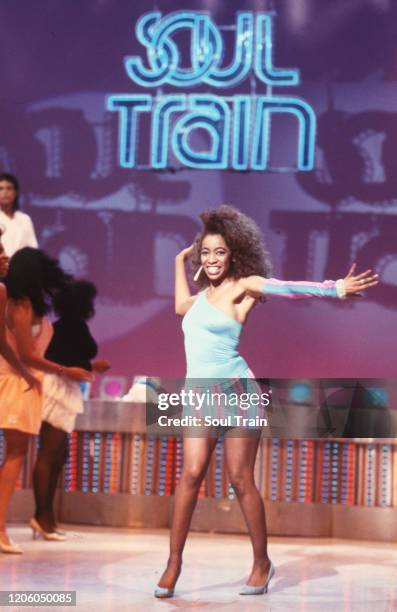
[1,0,396,384]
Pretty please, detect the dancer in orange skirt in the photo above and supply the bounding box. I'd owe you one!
[0,247,92,554]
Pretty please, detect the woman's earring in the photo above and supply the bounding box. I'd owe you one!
[193,266,203,282]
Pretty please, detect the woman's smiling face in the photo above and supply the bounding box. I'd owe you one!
[200,233,231,283]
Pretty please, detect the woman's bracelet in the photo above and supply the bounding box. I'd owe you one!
[335,279,347,299]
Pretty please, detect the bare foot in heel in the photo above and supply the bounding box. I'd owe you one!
[0,530,23,554]
[0,531,11,547]
[239,559,275,595]
[155,559,182,598]
[246,558,271,587]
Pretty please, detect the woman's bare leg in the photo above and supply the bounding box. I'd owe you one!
[0,429,30,545]
[33,422,68,532]
[157,434,217,589]
[224,432,271,586]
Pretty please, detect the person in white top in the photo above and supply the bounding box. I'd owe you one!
[0,173,38,257]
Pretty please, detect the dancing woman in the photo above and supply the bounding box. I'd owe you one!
[0,248,92,554]
[32,280,110,539]
[0,235,38,392]
[0,239,41,554]
[155,205,378,597]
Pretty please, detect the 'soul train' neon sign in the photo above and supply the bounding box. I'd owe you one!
[108,11,316,171]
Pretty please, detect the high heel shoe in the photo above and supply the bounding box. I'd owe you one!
[53,526,66,536]
[154,586,175,598]
[239,561,275,595]
[0,539,23,554]
[154,562,181,598]
[55,529,66,536]
[30,518,66,541]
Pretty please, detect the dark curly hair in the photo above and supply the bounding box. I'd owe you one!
[53,279,97,321]
[191,205,272,288]
[5,247,72,317]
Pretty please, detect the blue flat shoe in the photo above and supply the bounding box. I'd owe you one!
[239,561,275,595]
[154,586,174,598]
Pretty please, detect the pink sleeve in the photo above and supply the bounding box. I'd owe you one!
[262,278,338,299]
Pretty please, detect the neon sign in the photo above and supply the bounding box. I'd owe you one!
[108,11,316,171]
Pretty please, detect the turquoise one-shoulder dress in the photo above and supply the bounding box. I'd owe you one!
[181,279,340,424]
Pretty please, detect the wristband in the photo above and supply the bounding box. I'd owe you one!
[335,279,347,299]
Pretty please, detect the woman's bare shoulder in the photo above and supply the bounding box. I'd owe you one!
[237,275,265,287]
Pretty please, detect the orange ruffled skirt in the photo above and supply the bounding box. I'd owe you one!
[0,373,42,435]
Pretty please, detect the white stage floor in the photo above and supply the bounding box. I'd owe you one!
[0,525,396,611]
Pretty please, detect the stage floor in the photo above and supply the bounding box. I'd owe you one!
[0,525,396,611]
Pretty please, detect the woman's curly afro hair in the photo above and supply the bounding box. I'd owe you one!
[191,205,272,287]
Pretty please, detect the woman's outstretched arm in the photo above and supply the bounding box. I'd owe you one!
[239,264,378,299]
[175,245,196,316]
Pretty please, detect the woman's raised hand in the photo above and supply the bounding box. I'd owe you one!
[343,264,379,297]
[176,244,195,261]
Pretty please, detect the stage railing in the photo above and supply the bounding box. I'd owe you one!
[3,400,397,541]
